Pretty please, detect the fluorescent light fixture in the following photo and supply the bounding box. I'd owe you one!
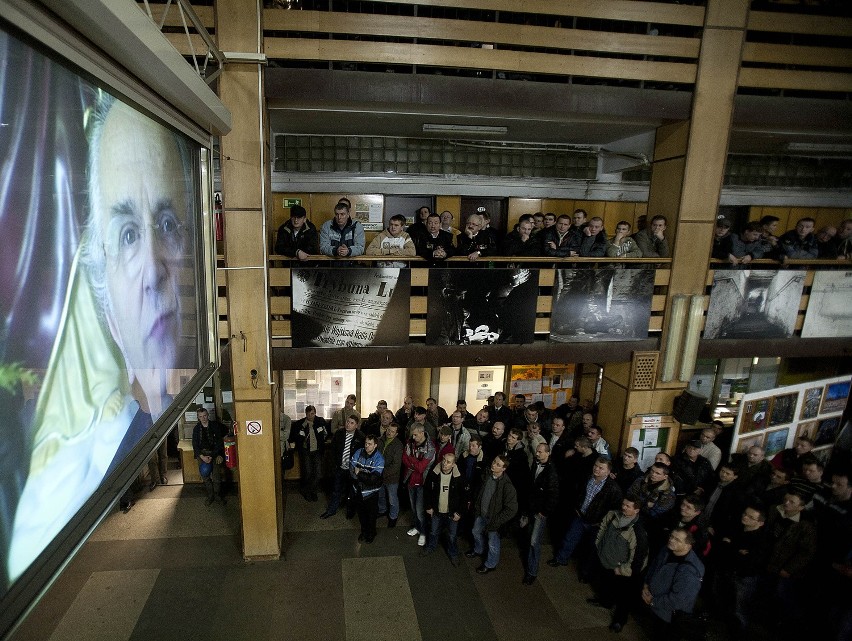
[222,51,268,64]
[679,295,706,382]
[661,295,687,383]
[787,142,852,153]
[422,123,507,135]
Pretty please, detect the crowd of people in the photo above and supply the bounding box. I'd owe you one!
[275,200,671,262]
[712,214,852,263]
[278,392,851,640]
[275,199,852,266]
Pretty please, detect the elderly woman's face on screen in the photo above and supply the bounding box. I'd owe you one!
[95,103,187,376]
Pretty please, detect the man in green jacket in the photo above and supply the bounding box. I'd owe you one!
[466,454,518,574]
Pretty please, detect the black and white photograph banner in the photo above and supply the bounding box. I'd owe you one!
[549,268,655,342]
[801,270,852,338]
[704,270,805,339]
[426,268,538,345]
[291,268,411,347]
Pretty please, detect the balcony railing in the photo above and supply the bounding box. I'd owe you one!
[214,256,849,347]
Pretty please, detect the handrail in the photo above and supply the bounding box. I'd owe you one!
[265,254,672,265]
[708,258,851,267]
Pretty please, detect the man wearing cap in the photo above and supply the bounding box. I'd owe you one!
[274,204,318,260]
[711,217,737,263]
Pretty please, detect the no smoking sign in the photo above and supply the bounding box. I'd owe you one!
[245,420,263,436]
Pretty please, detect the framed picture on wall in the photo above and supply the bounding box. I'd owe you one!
[769,393,797,426]
[737,434,764,453]
[815,416,842,447]
[741,398,770,434]
[800,387,822,420]
[796,420,818,442]
[764,427,790,458]
[821,380,851,414]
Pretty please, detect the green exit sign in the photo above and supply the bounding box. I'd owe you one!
[283,198,302,208]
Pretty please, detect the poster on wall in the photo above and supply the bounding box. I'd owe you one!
[740,398,770,433]
[426,268,538,345]
[821,380,851,414]
[800,387,823,419]
[704,270,805,339]
[801,271,852,338]
[737,433,764,453]
[764,428,790,457]
[549,268,655,342]
[291,268,411,347]
[769,393,797,426]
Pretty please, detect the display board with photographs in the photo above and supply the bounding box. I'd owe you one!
[549,268,655,342]
[731,375,850,463]
[704,270,805,339]
[426,268,538,345]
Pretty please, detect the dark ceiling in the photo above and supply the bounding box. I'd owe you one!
[266,68,852,159]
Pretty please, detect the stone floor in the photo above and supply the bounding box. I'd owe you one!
[10,477,663,641]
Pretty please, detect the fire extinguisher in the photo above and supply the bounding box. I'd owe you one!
[214,192,223,241]
[224,421,237,469]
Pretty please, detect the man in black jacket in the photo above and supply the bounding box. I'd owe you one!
[548,457,623,575]
[192,408,227,506]
[672,440,715,497]
[274,205,318,260]
[288,405,329,502]
[523,443,560,585]
[320,416,365,519]
[414,213,454,265]
[422,452,465,565]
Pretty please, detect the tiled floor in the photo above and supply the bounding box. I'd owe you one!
[10,479,657,641]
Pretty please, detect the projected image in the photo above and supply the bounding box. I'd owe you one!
[0,31,203,592]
